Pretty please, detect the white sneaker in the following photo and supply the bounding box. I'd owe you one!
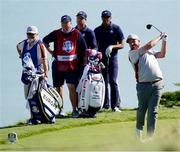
[112,107,121,112]
[136,129,143,141]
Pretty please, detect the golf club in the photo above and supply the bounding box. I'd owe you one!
[146,24,162,33]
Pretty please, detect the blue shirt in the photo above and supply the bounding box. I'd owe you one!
[94,23,124,57]
[76,26,97,49]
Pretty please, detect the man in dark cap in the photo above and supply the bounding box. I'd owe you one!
[76,11,97,49]
[43,15,87,118]
[94,10,125,112]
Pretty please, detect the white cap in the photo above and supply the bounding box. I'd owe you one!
[26,26,38,34]
[126,34,140,43]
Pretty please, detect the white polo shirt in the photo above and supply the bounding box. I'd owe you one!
[129,48,163,82]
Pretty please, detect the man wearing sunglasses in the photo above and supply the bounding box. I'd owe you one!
[16,26,48,123]
[17,25,48,85]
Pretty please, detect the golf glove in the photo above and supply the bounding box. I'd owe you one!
[105,45,113,57]
[162,33,168,41]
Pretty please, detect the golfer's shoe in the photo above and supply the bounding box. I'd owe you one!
[112,107,121,112]
[27,118,40,125]
[101,106,109,112]
[79,112,96,118]
[136,129,143,141]
[57,110,67,118]
[72,110,79,118]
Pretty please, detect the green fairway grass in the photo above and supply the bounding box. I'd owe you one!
[0,106,180,151]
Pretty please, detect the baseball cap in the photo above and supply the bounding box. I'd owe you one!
[126,34,140,43]
[61,15,71,23]
[26,26,38,34]
[101,10,111,17]
[76,11,87,19]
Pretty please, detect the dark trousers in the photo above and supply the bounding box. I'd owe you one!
[102,57,121,109]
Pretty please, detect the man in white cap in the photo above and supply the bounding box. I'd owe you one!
[126,33,167,140]
[16,25,49,124]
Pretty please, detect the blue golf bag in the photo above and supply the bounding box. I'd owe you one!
[21,54,62,124]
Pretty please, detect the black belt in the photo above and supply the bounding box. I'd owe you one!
[138,79,162,84]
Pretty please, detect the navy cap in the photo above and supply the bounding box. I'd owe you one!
[101,10,111,17]
[76,11,87,19]
[61,15,71,23]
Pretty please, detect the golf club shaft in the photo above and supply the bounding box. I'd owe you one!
[152,25,162,33]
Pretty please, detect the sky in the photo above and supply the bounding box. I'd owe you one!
[0,0,180,127]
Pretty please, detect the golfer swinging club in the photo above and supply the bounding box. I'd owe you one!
[126,31,167,140]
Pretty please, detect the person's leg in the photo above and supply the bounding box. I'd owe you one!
[24,84,30,100]
[102,67,110,109]
[55,86,67,116]
[136,84,151,132]
[24,84,34,122]
[109,58,121,110]
[147,81,164,137]
[52,60,65,116]
[55,86,64,106]
[67,84,77,111]
[66,71,79,118]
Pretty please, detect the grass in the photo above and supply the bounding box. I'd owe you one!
[0,106,179,151]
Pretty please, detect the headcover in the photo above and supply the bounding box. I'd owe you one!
[86,49,102,60]
[21,53,36,84]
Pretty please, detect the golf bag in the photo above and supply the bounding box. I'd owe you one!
[77,49,105,117]
[21,53,62,124]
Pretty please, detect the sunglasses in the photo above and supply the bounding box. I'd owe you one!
[27,33,36,36]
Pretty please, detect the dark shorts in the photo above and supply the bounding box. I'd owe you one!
[52,60,79,87]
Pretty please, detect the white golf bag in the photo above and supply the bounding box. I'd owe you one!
[77,49,105,117]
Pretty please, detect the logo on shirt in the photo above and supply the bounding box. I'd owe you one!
[110,30,114,34]
[62,40,74,53]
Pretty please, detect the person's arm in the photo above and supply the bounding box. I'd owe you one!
[129,50,140,64]
[39,43,49,79]
[112,25,125,50]
[16,41,24,58]
[94,28,100,50]
[77,32,87,65]
[43,31,56,56]
[111,40,124,50]
[154,37,167,58]
[89,30,97,49]
[105,26,124,57]
[139,34,163,55]
[42,58,48,79]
